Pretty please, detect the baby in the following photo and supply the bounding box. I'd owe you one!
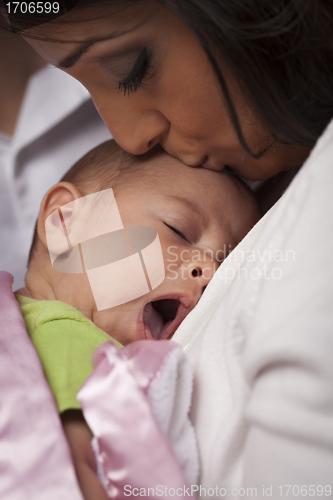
[16,140,260,499]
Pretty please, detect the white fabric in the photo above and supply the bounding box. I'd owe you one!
[147,345,199,486]
[0,131,11,154]
[0,65,111,289]
[173,119,333,497]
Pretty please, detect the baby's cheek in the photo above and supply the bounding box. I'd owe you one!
[94,305,138,346]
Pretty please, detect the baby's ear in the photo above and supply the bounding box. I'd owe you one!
[38,182,83,256]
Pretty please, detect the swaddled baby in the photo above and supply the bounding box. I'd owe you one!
[16,140,260,499]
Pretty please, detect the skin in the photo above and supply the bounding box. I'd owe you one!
[61,411,108,500]
[21,0,311,181]
[16,149,259,500]
[18,150,260,346]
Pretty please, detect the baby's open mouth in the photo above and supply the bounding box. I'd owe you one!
[143,299,180,340]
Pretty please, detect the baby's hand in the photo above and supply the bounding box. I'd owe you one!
[61,410,108,500]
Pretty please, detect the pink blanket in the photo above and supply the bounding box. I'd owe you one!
[0,271,83,500]
[0,271,195,499]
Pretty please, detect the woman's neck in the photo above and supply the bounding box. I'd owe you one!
[0,30,46,136]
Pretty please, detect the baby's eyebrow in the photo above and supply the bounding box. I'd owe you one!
[165,195,207,227]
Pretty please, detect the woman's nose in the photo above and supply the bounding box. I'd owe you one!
[112,110,170,156]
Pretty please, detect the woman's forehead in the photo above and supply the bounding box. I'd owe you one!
[21,1,161,67]
[22,0,158,41]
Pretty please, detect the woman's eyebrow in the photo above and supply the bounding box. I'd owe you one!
[56,19,146,69]
[57,34,119,69]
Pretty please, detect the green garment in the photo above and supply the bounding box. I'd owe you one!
[16,294,122,413]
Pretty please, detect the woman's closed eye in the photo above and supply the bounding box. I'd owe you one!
[97,47,152,95]
[119,48,152,95]
[164,223,189,243]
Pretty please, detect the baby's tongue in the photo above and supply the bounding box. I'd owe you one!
[143,302,164,339]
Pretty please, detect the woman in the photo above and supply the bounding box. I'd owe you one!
[1,0,333,496]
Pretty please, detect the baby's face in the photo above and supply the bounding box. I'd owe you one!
[52,153,259,345]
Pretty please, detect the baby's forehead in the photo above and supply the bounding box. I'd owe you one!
[139,155,242,196]
[142,158,258,222]
[127,152,225,187]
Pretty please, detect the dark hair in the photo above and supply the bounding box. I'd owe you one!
[1,0,333,155]
[159,0,333,152]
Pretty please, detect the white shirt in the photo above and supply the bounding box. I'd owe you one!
[173,119,333,497]
[0,65,111,289]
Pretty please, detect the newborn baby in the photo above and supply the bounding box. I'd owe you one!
[16,141,260,499]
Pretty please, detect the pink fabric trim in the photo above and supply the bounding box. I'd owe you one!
[0,271,83,500]
[78,341,194,499]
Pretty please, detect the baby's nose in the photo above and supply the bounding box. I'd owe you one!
[186,260,217,294]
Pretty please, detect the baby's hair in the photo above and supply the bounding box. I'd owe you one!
[28,140,259,264]
[28,141,162,264]
[60,139,147,192]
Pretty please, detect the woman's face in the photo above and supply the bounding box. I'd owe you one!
[23,0,310,180]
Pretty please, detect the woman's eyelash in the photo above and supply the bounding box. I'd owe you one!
[164,223,188,242]
[118,48,152,95]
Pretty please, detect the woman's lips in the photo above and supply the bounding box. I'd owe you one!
[201,156,222,171]
[178,154,221,171]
